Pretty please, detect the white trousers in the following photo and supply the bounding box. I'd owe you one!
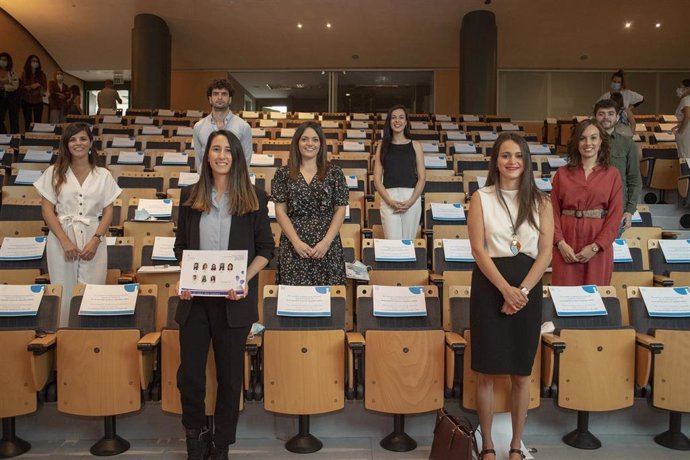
[380,187,422,240]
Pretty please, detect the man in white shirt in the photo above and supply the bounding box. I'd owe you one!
[193,79,252,171]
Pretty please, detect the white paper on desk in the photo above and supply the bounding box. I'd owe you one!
[14,169,42,184]
[476,176,487,188]
[158,109,175,117]
[446,131,467,141]
[0,285,45,316]
[102,115,121,123]
[277,285,331,317]
[24,149,53,162]
[440,122,459,131]
[373,285,426,317]
[443,239,474,262]
[111,137,136,148]
[411,121,429,130]
[431,203,465,221]
[0,134,12,144]
[32,123,55,133]
[179,250,248,296]
[635,123,647,132]
[632,134,642,142]
[251,128,266,137]
[249,173,256,185]
[79,284,138,316]
[535,177,552,192]
[106,237,117,246]
[297,112,315,120]
[162,151,188,165]
[137,199,173,218]
[501,123,519,131]
[178,172,200,186]
[463,115,480,122]
[659,239,690,263]
[346,129,367,139]
[259,119,278,128]
[546,117,557,124]
[250,154,274,166]
[529,144,552,154]
[267,200,276,219]
[321,120,339,128]
[574,115,589,122]
[351,113,369,120]
[186,110,203,118]
[549,285,607,316]
[100,108,116,116]
[279,128,295,138]
[613,239,633,263]
[346,175,358,189]
[640,286,690,317]
[374,239,416,262]
[422,143,440,153]
[655,132,675,142]
[659,123,676,132]
[547,157,567,168]
[424,154,446,168]
[117,150,144,164]
[176,126,193,136]
[662,114,678,123]
[269,112,286,119]
[342,141,365,152]
[141,125,163,135]
[435,114,451,122]
[242,111,259,119]
[453,142,477,153]
[137,265,181,273]
[478,132,498,141]
[631,210,642,223]
[350,120,369,128]
[152,236,176,261]
[0,236,47,260]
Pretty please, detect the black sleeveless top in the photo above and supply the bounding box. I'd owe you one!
[382,141,418,188]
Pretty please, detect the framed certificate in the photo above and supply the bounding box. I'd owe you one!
[442,239,474,262]
[431,203,465,221]
[639,286,690,317]
[373,285,427,317]
[179,250,249,296]
[151,236,176,261]
[613,239,633,263]
[0,285,45,316]
[549,285,607,316]
[0,236,47,260]
[111,137,136,148]
[373,239,416,262]
[659,239,690,263]
[79,284,139,316]
[161,151,189,165]
[276,285,331,317]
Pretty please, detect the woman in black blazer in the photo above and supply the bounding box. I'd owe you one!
[174,130,274,460]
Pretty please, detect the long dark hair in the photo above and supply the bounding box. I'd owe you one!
[23,54,42,78]
[53,123,100,195]
[380,104,412,164]
[611,69,626,89]
[287,122,329,181]
[187,130,258,215]
[567,119,611,169]
[485,133,545,230]
[0,52,13,71]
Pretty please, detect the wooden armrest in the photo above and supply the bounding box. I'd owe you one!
[636,332,664,352]
[661,231,678,240]
[245,334,262,347]
[346,331,365,349]
[541,333,566,351]
[34,274,50,284]
[653,274,673,286]
[118,274,136,284]
[361,228,373,238]
[28,332,57,353]
[635,333,662,388]
[429,273,444,284]
[155,192,167,199]
[109,225,123,236]
[137,331,161,351]
[445,331,467,351]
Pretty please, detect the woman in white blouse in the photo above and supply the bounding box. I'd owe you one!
[34,123,121,326]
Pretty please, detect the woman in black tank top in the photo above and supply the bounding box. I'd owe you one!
[373,105,426,239]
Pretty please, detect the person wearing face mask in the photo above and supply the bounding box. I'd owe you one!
[20,55,47,131]
[672,79,690,158]
[48,70,71,123]
[597,69,644,116]
[0,52,20,134]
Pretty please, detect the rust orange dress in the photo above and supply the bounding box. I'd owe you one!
[551,164,623,286]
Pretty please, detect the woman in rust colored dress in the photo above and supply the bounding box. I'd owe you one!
[551,119,623,286]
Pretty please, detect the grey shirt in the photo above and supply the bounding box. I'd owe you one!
[193,110,253,171]
[199,189,232,251]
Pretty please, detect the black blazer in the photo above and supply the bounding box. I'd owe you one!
[174,185,274,327]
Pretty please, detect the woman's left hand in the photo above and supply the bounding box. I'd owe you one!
[79,237,99,261]
[500,302,520,315]
[311,240,331,259]
[226,289,245,301]
[576,245,597,263]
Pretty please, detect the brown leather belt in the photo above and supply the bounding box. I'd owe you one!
[561,209,607,219]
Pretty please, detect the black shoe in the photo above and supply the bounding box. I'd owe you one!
[210,444,229,460]
[185,428,211,460]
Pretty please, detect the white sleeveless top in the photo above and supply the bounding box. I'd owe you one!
[477,185,540,259]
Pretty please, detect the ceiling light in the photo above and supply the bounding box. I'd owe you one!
[624,22,632,28]
[345,93,351,97]
[655,22,661,28]
[326,23,332,28]
[295,83,305,89]
[297,23,303,29]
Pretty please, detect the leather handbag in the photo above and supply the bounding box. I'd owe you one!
[429,408,478,460]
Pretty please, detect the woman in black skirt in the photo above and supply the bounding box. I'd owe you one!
[467,133,553,460]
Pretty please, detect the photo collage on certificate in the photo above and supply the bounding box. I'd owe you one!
[179,250,249,296]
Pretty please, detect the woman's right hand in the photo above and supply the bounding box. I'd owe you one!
[60,239,80,261]
[175,280,193,300]
[293,240,313,259]
[557,240,578,263]
[500,285,528,311]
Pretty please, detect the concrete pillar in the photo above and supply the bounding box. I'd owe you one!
[460,10,497,114]
[131,14,171,109]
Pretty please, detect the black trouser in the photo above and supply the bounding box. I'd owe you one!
[21,101,43,131]
[178,297,250,447]
[0,92,20,134]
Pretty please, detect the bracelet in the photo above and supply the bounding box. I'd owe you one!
[519,286,529,296]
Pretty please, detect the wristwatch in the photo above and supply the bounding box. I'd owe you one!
[591,243,599,253]
[520,286,529,296]
[93,232,106,243]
